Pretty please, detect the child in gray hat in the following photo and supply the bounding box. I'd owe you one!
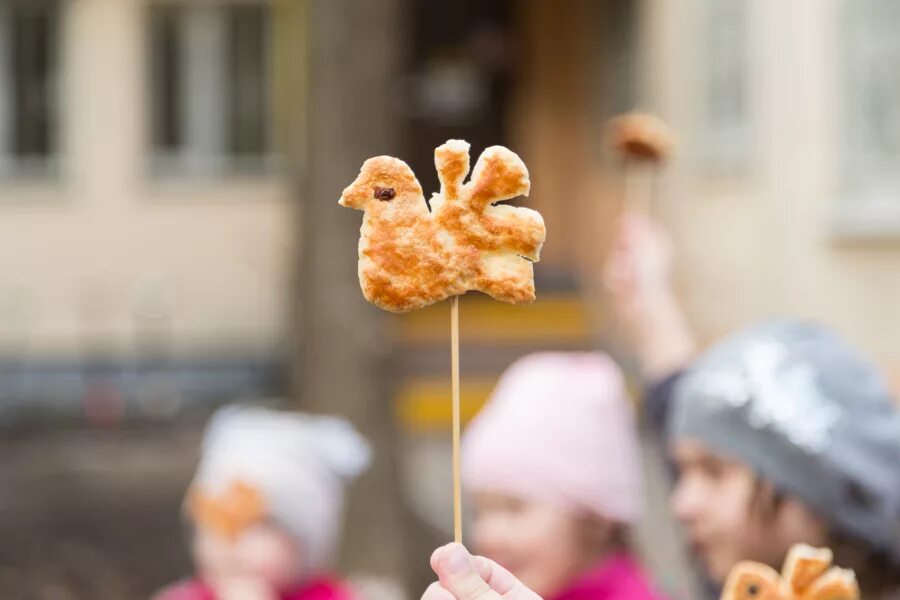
[605,215,900,599]
[669,321,900,598]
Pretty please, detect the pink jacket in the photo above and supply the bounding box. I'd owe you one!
[154,576,355,600]
[552,554,663,600]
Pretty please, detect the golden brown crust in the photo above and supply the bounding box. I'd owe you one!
[339,140,546,313]
[783,544,833,596]
[339,156,424,209]
[719,545,859,600]
[721,562,787,600]
[798,568,859,600]
[435,142,469,201]
[608,112,675,162]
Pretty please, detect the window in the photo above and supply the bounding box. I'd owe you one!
[694,0,751,174]
[149,3,274,177]
[839,0,900,233]
[0,1,60,178]
[595,0,638,122]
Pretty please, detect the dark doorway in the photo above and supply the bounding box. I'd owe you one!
[401,0,516,196]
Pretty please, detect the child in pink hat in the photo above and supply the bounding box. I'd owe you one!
[462,352,662,600]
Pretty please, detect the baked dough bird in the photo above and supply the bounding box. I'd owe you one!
[340,140,545,312]
[721,544,860,600]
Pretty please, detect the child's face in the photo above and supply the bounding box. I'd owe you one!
[670,439,827,583]
[193,521,306,593]
[471,493,603,599]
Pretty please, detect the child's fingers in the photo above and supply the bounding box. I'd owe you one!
[422,581,459,600]
[471,555,495,583]
[472,556,535,600]
[430,544,542,600]
[433,543,499,600]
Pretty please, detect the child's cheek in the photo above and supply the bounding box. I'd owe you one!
[471,506,527,572]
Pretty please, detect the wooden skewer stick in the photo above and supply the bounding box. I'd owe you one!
[622,158,639,215]
[610,111,673,216]
[622,158,660,216]
[451,294,462,543]
[649,161,662,217]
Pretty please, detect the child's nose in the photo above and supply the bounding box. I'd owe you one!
[670,477,703,523]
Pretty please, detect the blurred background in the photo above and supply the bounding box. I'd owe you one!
[0,0,899,597]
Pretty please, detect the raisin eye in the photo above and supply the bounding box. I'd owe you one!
[747,584,759,596]
[374,186,396,201]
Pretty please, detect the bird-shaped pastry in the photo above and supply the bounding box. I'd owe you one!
[721,544,860,600]
[721,562,787,600]
[340,140,545,312]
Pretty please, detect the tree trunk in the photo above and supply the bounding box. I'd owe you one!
[292,0,409,586]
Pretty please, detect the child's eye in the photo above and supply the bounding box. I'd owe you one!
[699,460,726,480]
[502,500,526,514]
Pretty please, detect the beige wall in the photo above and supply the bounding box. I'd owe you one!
[642,0,900,380]
[0,0,296,359]
[511,0,595,273]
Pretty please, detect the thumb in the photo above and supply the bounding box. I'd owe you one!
[431,544,540,600]
[432,543,499,600]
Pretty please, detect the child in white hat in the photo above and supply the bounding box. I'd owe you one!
[154,406,371,600]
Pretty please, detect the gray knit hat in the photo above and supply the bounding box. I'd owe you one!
[670,320,900,563]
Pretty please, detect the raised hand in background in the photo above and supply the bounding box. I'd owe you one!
[603,213,696,383]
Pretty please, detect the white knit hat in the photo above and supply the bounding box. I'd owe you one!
[190,405,371,570]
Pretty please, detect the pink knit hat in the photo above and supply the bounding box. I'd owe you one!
[462,352,643,524]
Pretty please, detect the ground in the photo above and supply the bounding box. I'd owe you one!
[0,423,202,599]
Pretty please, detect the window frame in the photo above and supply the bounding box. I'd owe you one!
[144,0,280,181]
[0,0,62,182]
[832,0,900,239]
[690,0,755,178]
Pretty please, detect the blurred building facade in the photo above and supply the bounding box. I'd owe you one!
[640,0,900,380]
[0,0,295,420]
[2,2,897,415]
